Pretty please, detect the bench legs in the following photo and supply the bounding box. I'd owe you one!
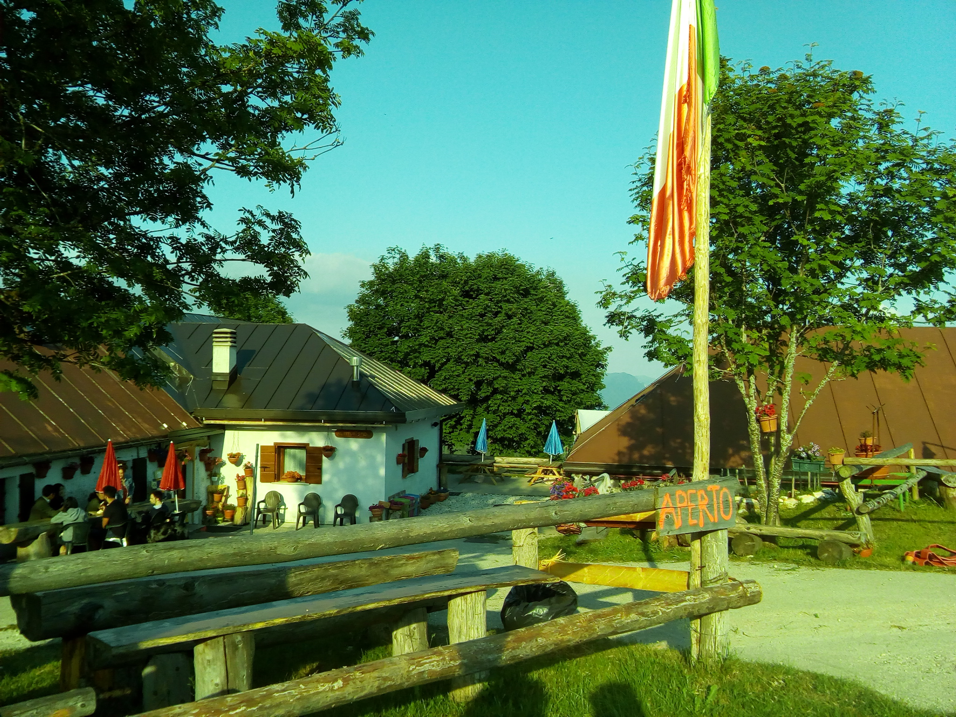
[392,607,429,656]
[143,653,193,710]
[194,632,255,700]
[447,590,487,702]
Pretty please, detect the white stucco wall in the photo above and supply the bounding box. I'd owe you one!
[210,427,389,526]
[384,419,440,507]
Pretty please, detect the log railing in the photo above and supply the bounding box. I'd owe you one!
[0,486,714,597]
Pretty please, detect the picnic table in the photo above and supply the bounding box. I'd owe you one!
[526,465,563,485]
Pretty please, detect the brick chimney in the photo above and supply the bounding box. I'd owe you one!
[211,327,237,390]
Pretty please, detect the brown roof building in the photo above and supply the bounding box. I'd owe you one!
[566,327,956,474]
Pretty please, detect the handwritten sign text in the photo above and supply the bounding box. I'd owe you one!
[655,480,736,536]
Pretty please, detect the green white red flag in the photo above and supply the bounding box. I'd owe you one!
[646,0,719,301]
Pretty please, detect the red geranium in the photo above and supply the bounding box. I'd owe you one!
[582,486,599,497]
[755,404,777,419]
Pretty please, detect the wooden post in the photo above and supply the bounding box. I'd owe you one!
[133,581,762,717]
[908,448,919,500]
[446,591,487,702]
[60,635,88,692]
[391,608,428,656]
[511,528,538,569]
[690,112,727,663]
[142,654,193,710]
[193,633,254,701]
[838,477,874,545]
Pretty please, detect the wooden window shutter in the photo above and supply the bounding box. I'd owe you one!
[259,445,276,483]
[305,446,323,484]
[401,438,420,478]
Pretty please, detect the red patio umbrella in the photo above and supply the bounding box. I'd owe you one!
[95,440,124,494]
[159,442,185,513]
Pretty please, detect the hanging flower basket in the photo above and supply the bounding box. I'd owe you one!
[419,446,429,458]
[199,448,214,461]
[79,455,95,475]
[62,463,79,480]
[322,446,336,458]
[33,461,51,479]
[396,452,407,465]
[147,448,160,464]
[755,404,778,433]
[227,452,243,466]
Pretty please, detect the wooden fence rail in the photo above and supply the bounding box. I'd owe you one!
[0,486,727,597]
[135,580,762,717]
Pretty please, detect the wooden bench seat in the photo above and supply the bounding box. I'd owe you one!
[86,565,557,670]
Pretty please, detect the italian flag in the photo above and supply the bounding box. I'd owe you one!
[646,0,719,301]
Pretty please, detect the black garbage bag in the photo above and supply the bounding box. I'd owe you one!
[500,581,578,630]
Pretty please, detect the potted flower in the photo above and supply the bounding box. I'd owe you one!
[79,455,95,475]
[62,462,79,480]
[222,504,236,521]
[237,495,248,507]
[827,447,846,466]
[244,461,255,477]
[32,461,51,479]
[395,452,407,465]
[281,470,303,482]
[791,443,825,473]
[236,475,247,491]
[212,490,223,503]
[321,445,336,458]
[755,404,778,433]
[147,447,160,463]
[199,447,214,461]
[204,456,224,474]
[369,504,384,519]
[621,478,647,491]
[419,446,429,458]
[860,430,874,446]
[227,452,243,466]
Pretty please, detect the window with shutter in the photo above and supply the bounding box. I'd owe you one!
[305,446,323,484]
[259,445,276,483]
[401,438,420,478]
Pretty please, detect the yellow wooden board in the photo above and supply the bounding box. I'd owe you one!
[595,511,657,523]
[539,561,689,593]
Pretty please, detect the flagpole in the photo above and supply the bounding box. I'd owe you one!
[689,112,728,662]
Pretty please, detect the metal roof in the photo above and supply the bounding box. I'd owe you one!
[566,327,956,472]
[163,322,462,423]
[0,358,202,462]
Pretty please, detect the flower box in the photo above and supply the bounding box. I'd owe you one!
[791,459,825,473]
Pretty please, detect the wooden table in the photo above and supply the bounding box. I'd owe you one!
[526,465,563,485]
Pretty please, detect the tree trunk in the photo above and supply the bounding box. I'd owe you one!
[193,633,254,701]
[0,688,96,717]
[511,528,538,569]
[133,581,762,717]
[391,608,428,656]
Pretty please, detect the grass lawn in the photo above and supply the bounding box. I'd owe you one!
[3,633,946,717]
[540,495,956,571]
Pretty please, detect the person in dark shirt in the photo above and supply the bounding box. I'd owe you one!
[29,485,60,521]
[146,490,171,526]
[101,485,129,543]
[48,483,65,511]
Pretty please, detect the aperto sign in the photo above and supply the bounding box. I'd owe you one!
[655,479,737,536]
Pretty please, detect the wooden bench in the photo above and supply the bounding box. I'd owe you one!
[86,565,557,704]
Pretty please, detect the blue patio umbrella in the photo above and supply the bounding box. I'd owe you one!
[475,418,489,460]
[544,421,564,463]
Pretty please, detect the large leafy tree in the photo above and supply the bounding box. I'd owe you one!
[600,56,956,525]
[1,0,371,397]
[346,246,609,454]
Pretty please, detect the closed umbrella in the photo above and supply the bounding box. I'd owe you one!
[544,421,564,464]
[95,440,124,493]
[159,442,185,513]
[475,418,488,461]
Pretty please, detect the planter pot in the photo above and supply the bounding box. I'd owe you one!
[419,446,429,458]
[396,453,407,465]
[244,468,254,477]
[237,496,248,507]
[227,454,243,466]
[212,492,223,503]
[370,508,384,518]
[199,448,214,461]
[759,417,778,433]
[858,465,890,481]
[322,446,336,458]
[828,452,845,466]
[62,466,78,480]
[437,492,448,502]
[204,509,216,517]
[223,510,236,521]
[79,456,95,475]
[236,479,246,490]
[33,461,51,479]
[420,498,431,510]
[791,459,825,473]
[147,449,160,463]
[862,437,874,446]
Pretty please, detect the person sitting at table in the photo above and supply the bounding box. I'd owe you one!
[29,485,60,521]
[86,491,106,515]
[50,497,87,555]
[100,485,129,546]
[48,483,66,511]
[145,490,171,526]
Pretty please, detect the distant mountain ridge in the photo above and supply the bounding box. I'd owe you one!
[600,372,656,410]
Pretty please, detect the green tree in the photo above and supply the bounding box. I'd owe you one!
[600,56,956,525]
[209,294,295,324]
[0,0,371,397]
[346,246,609,454]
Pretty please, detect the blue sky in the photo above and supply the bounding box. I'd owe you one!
[205,0,956,379]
